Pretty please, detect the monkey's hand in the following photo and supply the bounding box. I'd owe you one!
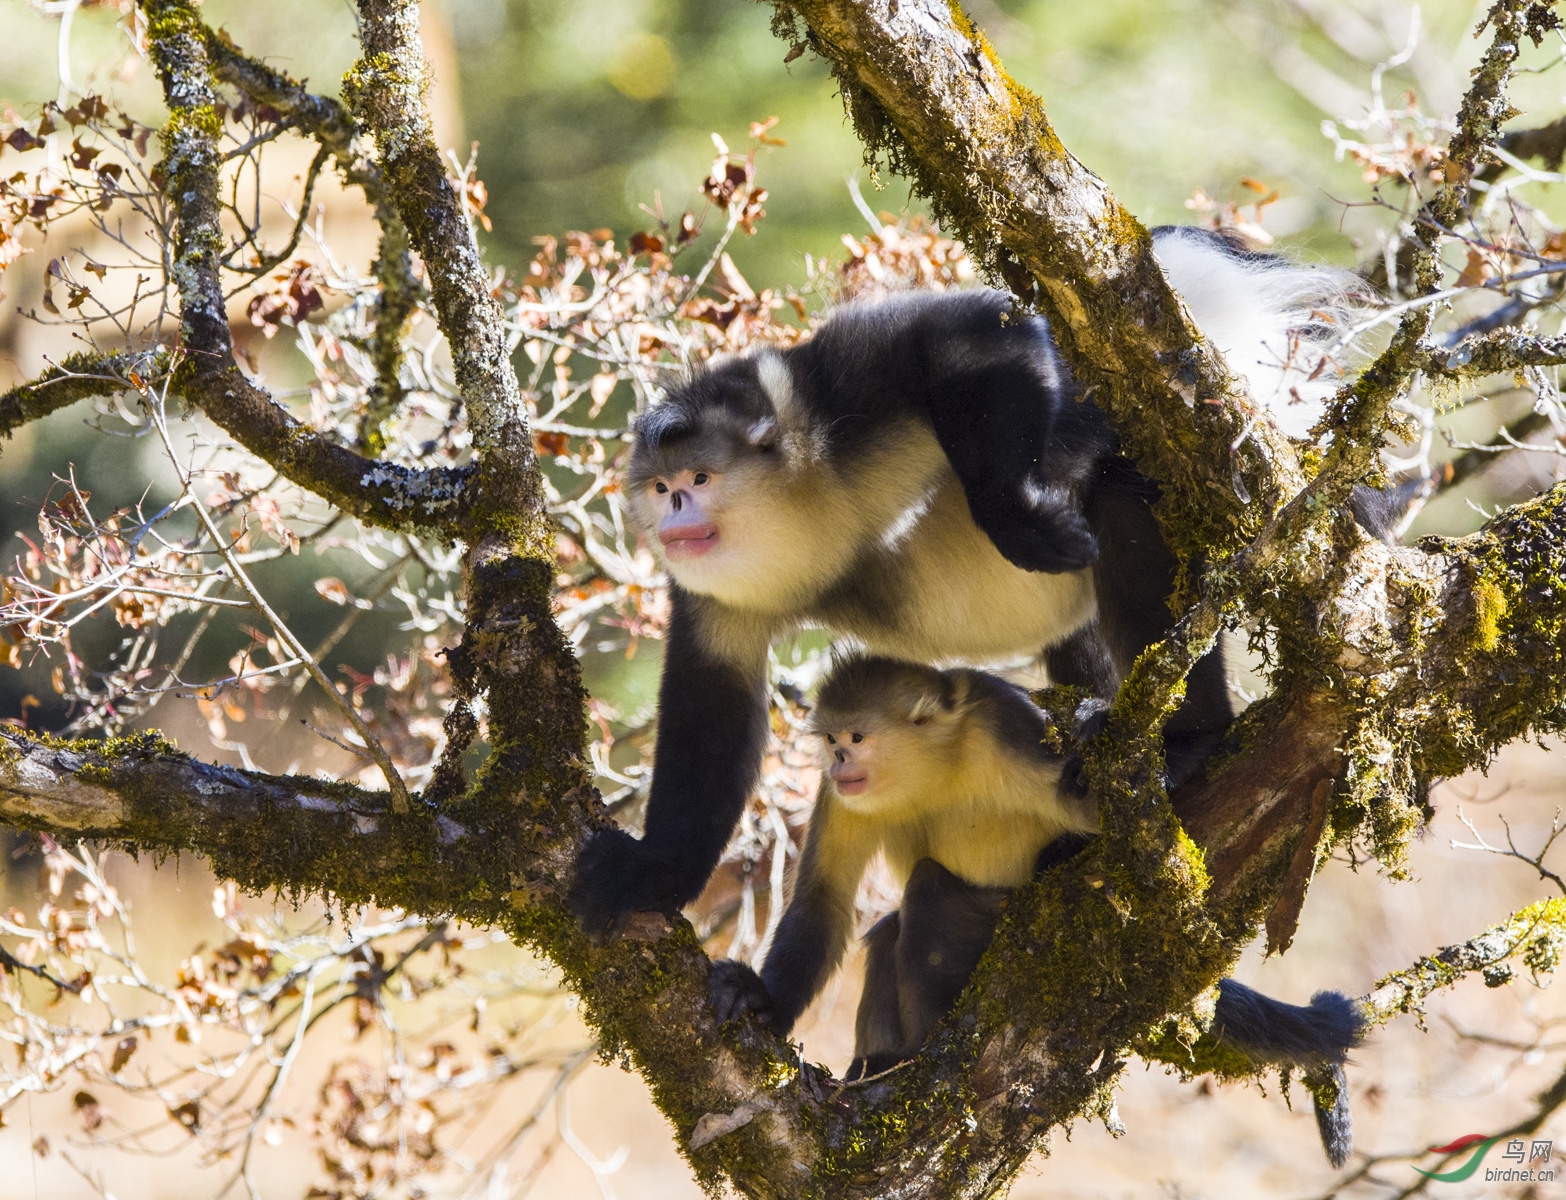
[708,960,778,1029]
[567,828,689,942]
[1059,699,1111,797]
[975,487,1099,575]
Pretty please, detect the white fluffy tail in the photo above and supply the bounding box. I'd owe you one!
[1152,226,1372,440]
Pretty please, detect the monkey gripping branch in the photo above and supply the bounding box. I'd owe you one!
[0,0,1564,1196]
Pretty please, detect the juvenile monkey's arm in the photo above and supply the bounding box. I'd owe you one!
[569,589,771,936]
[710,796,873,1034]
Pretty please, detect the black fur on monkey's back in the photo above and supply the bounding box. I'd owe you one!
[642,283,1111,574]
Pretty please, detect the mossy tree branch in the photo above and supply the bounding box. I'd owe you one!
[5,478,1562,1198]
[126,0,470,535]
[201,28,422,447]
[1365,897,1566,1022]
[0,350,168,440]
[768,0,1307,566]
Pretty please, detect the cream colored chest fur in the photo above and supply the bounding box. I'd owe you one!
[886,747,1084,887]
[672,422,1097,670]
[812,464,1096,666]
[819,732,1091,893]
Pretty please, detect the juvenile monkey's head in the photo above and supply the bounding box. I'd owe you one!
[627,349,834,610]
[809,654,966,814]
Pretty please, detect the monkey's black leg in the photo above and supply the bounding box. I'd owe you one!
[895,860,1009,1052]
[1043,620,1118,697]
[569,588,770,937]
[847,913,904,1082]
[1084,461,1235,784]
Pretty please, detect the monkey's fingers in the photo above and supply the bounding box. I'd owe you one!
[708,960,775,1028]
[567,828,691,940]
[978,500,1099,574]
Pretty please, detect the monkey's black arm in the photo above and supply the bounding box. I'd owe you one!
[710,806,859,1034]
[569,589,770,936]
[710,873,855,1034]
[758,875,856,1031]
[791,291,1104,575]
[921,356,1106,575]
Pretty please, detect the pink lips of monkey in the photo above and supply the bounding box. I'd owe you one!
[830,763,869,796]
[658,521,720,559]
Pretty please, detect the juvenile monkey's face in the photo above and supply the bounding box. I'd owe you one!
[820,725,876,797]
[816,704,958,814]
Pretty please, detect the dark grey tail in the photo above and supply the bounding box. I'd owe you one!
[1310,1064,1354,1169]
[1213,979,1366,1168]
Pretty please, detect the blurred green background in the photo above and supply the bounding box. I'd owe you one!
[1,0,1518,290]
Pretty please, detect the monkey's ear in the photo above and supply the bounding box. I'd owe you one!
[909,693,945,726]
[747,417,779,451]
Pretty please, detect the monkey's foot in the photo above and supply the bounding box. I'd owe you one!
[708,960,777,1028]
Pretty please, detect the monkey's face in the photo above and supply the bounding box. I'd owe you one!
[821,726,876,798]
[628,423,844,612]
[642,467,724,564]
[817,704,960,814]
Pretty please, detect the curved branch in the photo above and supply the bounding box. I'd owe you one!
[770,0,1305,562]
[202,31,386,204]
[133,1,468,535]
[202,27,423,457]
[1365,897,1566,1022]
[0,729,445,905]
[345,1,541,526]
[180,360,472,530]
[0,351,471,532]
[0,350,166,440]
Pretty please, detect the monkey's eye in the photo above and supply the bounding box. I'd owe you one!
[825,734,836,745]
[851,732,864,744]
[693,472,710,486]
[654,481,669,494]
